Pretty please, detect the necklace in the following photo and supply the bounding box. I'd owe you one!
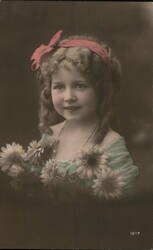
[81,122,99,148]
[52,121,99,161]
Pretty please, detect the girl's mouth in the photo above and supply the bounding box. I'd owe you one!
[64,106,80,111]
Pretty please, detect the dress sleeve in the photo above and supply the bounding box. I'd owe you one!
[104,136,139,196]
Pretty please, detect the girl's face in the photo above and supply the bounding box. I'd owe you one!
[51,65,99,123]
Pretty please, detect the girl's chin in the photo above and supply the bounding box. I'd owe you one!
[63,116,80,121]
[60,112,81,120]
[61,114,83,122]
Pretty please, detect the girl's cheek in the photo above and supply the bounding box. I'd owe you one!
[81,90,96,101]
[52,93,63,105]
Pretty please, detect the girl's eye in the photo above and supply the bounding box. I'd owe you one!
[52,84,64,90]
[74,82,89,89]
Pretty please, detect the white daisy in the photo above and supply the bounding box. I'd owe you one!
[0,143,25,158]
[92,168,126,199]
[76,145,109,179]
[40,159,61,185]
[0,143,25,173]
[26,137,56,163]
[26,140,42,160]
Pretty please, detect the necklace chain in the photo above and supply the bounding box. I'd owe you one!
[82,123,98,148]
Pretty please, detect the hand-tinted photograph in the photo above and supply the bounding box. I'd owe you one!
[0,1,153,249]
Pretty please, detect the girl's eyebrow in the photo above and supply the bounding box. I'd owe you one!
[52,80,87,84]
[52,81,63,85]
[72,80,88,83]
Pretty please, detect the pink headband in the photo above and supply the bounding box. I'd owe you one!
[30,30,110,71]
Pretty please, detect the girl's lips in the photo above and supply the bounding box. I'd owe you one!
[64,106,80,111]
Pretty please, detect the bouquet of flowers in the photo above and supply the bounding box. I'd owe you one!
[0,137,128,201]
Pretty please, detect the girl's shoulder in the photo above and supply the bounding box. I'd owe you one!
[100,128,122,150]
[99,129,134,160]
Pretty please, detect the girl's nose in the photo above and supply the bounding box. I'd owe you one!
[64,88,76,102]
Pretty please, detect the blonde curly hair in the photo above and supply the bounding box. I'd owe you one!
[34,34,121,144]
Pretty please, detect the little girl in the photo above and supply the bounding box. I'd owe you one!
[0,30,144,249]
[0,30,138,201]
[29,30,138,200]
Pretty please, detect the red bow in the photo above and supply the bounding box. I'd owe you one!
[31,30,110,72]
[31,30,63,71]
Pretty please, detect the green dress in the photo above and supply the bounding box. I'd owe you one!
[103,135,139,196]
[40,133,139,200]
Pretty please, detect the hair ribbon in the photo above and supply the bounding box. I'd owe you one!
[31,30,110,71]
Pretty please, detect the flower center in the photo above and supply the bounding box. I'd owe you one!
[8,153,23,164]
[87,154,98,168]
[103,177,117,193]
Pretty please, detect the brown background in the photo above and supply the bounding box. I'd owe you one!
[0,1,153,249]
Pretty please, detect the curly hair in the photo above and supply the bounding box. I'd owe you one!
[34,34,121,144]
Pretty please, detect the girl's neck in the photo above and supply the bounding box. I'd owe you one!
[54,116,100,161]
[63,116,100,132]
